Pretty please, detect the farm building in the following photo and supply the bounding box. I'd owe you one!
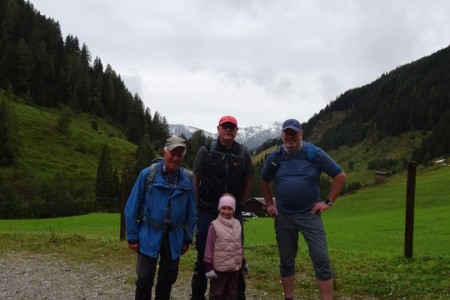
[374,170,388,184]
[243,197,274,217]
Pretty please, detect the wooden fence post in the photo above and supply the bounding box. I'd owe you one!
[404,161,417,259]
[120,172,128,241]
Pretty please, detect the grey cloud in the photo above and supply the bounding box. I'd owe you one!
[216,65,293,99]
[121,72,145,97]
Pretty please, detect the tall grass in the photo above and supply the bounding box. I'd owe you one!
[1,165,449,299]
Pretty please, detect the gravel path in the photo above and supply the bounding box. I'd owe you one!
[0,253,375,300]
[0,253,267,300]
[0,253,135,299]
[0,253,198,300]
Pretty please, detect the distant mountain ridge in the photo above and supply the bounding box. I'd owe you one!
[169,122,282,150]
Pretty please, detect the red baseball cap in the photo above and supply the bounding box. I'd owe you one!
[218,115,237,126]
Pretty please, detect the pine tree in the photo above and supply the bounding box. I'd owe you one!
[96,143,119,211]
[133,134,156,176]
[0,99,21,166]
[14,38,33,96]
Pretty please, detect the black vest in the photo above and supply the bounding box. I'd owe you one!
[199,140,248,212]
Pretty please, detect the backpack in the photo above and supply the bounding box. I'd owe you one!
[268,142,317,179]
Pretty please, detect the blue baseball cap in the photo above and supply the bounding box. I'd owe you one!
[282,119,302,132]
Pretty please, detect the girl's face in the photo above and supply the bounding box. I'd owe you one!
[219,205,234,219]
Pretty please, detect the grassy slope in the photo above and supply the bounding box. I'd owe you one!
[329,131,426,186]
[325,163,450,256]
[2,96,136,182]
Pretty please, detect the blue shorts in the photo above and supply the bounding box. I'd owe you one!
[274,211,333,280]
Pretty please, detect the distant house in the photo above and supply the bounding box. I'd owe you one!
[374,170,388,184]
[243,197,274,217]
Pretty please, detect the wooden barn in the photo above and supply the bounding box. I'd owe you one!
[243,197,274,217]
[374,170,388,184]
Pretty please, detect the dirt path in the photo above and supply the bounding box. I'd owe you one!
[0,253,135,299]
[1,252,376,299]
[0,253,266,300]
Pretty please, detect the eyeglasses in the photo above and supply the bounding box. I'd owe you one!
[220,124,237,130]
[282,129,299,136]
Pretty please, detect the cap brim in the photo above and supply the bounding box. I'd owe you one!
[219,121,237,126]
[282,126,301,132]
[167,144,186,151]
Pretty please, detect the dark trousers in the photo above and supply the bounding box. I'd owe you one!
[135,235,180,300]
[209,271,239,300]
[191,210,246,300]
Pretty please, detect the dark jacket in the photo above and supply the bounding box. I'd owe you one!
[193,140,252,212]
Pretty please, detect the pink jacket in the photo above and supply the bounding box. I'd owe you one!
[204,216,242,272]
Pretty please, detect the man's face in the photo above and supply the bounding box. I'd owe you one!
[163,146,185,173]
[217,122,238,145]
[282,129,303,152]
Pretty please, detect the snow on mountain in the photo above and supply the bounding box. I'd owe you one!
[169,122,281,150]
[169,124,215,139]
[235,122,282,150]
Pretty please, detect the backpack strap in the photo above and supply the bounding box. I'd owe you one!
[268,146,283,179]
[268,143,317,179]
[238,143,247,159]
[137,160,161,223]
[304,142,318,161]
[146,160,161,194]
[209,139,218,152]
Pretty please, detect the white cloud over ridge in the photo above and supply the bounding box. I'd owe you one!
[30,0,450,132]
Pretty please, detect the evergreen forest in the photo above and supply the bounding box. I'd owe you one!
[302,45,450,164]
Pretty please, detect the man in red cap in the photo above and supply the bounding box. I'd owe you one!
[191,116,253,300]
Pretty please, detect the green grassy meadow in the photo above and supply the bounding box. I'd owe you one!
[2,97,136,182]
[1,164,450,299]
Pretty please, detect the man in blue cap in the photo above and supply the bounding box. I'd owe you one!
[260,119,346,300]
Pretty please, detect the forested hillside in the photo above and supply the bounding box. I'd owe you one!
[0,0,179,218]
[251,44,450,195]
[302,44,450,165]
[0,0,170,145]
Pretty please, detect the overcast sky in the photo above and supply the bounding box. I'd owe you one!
[29,0,450,133]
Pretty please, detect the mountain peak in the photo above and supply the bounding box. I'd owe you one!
[169,122,281,150]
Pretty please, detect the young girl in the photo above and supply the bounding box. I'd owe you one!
[203,193,247,300]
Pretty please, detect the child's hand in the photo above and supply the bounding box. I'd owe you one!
[205,270,218,279]
[242,263,250,275]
